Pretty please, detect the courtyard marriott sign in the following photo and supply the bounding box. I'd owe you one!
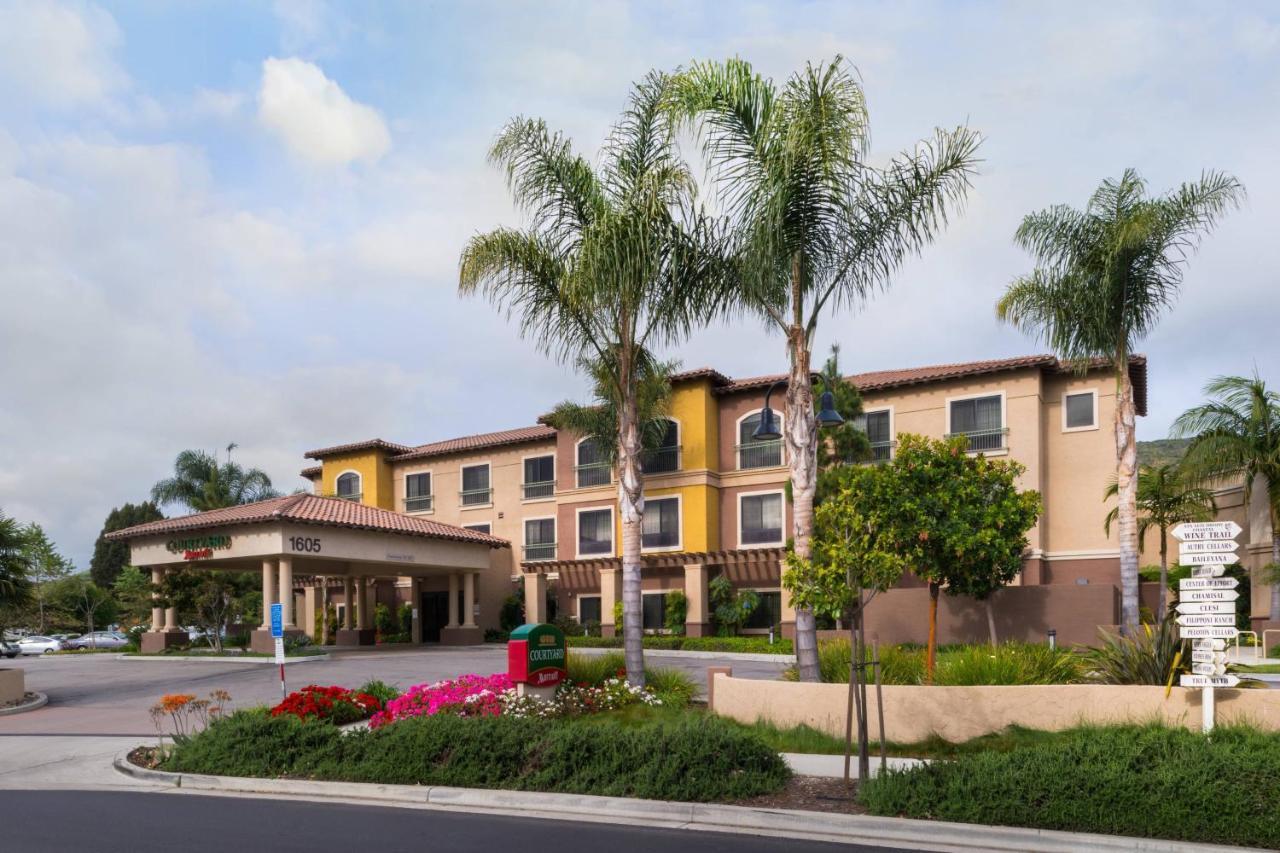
[165,533,233,561]
[508,623,566,688]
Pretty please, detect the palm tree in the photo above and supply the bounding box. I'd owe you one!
[459,72,725,685]
[1173,374,1280,619]
[997,168,1243,633]
[668,57,981,681]
[1103,463,1216,620]
[151,448,280,512]
[0,511,33,638]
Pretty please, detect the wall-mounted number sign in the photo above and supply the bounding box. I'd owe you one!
[289,536,322,553]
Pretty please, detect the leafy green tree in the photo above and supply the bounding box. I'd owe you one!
[151,449,279,512]
[709,575,760,637]
[460,72,726,686]
[0,510,33,638]
[49,575,116,638]
[1103,463,1216,621]
[1173,374,1280,619]
[21,523,75,633]
[669,56,980,681]
[998,168,1243,633]
[90,501,163,587]
[158,569,255,653]
[112,564,154,629]
[815,345,870,472]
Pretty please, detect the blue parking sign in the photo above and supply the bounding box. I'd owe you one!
[270,603,283,638]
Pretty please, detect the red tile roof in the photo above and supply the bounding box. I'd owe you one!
[104,494,509,547]
[669,367,731,386]
[304,439,412,460]
[389,424,557,462]
[300,466,322,479]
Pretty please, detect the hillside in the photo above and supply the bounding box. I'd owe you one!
[1137,438,1192,468]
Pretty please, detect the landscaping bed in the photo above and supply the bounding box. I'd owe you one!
[567,635,793,655]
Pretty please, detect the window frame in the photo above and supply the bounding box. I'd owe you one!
[575,505,615,559]
[640,493,683,553]
[641,591,669,632]
[944,389,1008,455]
[461,521,492,535]
[522,515,557,562]
[735,410,786,470]
[574,437,612,489]
[1062,389,1099,433]
[640,417,682,474]
[334,469,362,500]
[577,594,602,625]
[403,469,433,514]
[459,461,493,508]
[521,452,556,502]
[737,489,786,549]
[862,406,895,462]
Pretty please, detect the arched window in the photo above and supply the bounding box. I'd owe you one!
[335,471,362,500]
[641,419,680,473]
[737,413,783,469]
[575,438,611,488]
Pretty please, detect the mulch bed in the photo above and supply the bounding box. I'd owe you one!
[128,746,165,770]
[731,775,867,815]
[0,691,39,711]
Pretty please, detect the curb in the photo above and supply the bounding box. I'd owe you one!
[0,691,48,716]
[111,751,1254,853]
[115,653,329,665]
[569,647,796,664]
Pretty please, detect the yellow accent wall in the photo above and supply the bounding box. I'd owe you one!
[646,483,719,553]
[670,379,719,473]
[319,451,395,510]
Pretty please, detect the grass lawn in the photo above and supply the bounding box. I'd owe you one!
[1237,663,1280,674]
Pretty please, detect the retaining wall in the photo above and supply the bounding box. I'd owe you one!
[710,672,1280,742]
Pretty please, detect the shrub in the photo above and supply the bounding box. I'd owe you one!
[581,619,602,637]
[397,602,413,635]
[374,602,394,635]
[566,650,626,686]
[1083,618,1186,685]
[166,712,788,802]
[709,575,758,636]
[357,679,401,707]
[934,643,1083,686]
[613,600,624,631]
[371,673,512,725]
[499,595,524,631]
[564,635,794,654]
[664,590,688,635]
[786,639,926,684]
[552,613,583,636]
[644,667,696,707]
[484,628,510,643]
[271,685,383,724]
[860,724,1280,848]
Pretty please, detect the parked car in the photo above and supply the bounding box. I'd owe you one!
[18,635,67,655]
[66,632,128,650]
[1,640,19,659]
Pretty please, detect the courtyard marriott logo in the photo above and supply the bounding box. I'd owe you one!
[165,534,233,561]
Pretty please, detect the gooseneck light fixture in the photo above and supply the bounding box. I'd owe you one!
[752,374,845,442]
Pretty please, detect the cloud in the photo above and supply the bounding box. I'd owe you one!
[257,57,390,166]
[0,0,127,107]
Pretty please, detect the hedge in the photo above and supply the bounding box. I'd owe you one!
[164,710,789,802]
[860,723,1280,848]
[566,635,793,654]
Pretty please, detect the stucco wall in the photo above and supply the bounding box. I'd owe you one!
[711,673,1280,742]
[0,668,23,705]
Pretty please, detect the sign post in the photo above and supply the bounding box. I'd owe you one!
[270,602,286,700]
[1173,522,1243,733]
[507,623,566,701]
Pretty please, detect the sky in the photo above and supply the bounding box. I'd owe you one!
[1,0,1277,569]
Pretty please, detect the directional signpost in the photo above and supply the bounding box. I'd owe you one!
[270,602,286,700]
[1173,522,1242,732]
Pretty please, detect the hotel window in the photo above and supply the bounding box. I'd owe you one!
[1064,390,1097,431]
[864,410,893,462]
[335,472,361,501]
[460,463,491,506]
[641,497,680,549]
[575,438,611,488]
[740,492,784,546]
[737,413,783,469]
[744,591,782,630]
[405,472,432,512]
[640,420,680,474]
[948,394,1006,452]
[578,595,602,625]
[577,507,613,556]
[523,518,556,562]
[462,522,491,535]
[642,592,668,631]
[522,455,555,499]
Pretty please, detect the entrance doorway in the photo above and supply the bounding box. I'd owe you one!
[420,591,449,643]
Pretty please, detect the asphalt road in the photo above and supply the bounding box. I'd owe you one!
[0,791,913,853]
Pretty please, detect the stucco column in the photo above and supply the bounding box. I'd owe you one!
[342,575,354,629]
[463,572,477,628]
[683,563,710,636]
[523,572,547,625]
[260,558,278,629]
[409,578,422,644]
[356,576,371,630]
[599,567,619,636]
[150,567,165,633]
[303,583,320,641]
[163,568,178,631]
[447,573,460,628]
[278,556,294,628]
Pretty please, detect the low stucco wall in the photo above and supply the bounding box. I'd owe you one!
[710,673,1280,743]
[0,668,24,704]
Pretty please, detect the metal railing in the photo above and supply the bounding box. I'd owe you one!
[640,445,681,474]
[575,462,611,488]
[459,487,492,506]
[522,542,557,561]
[869,441,895,462]
[522,480,555,500]
[404,495,433,513]
[325,491,362,502]
[736,439,783,470]
[945,427,1009,453]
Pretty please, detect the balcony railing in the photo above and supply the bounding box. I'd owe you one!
[640,445,681,474]
[522,480,555,500]
[575,462,611,488]
[459,487,493,506]
[522,542,557,561]
[945,427,1009,453]
[404,494,433,513]
[321,491,363,502]
[736,439,783,470]
[869,441,895,463]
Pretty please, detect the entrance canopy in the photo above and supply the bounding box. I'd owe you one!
[106,493,508,578]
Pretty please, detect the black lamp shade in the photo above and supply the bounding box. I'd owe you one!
[816,390,845,427]
[752,406,782,440]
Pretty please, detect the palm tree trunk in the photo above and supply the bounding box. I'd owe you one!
[786,320,821,682]
[617,382,646,687]
[1158,525,1168,622]
[1114,360,1141,634]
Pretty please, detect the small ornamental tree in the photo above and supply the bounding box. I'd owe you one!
[784,461,907,781]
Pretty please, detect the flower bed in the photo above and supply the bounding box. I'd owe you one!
[271,685,383,724]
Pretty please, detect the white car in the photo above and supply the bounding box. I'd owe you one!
[18,635,66,655]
